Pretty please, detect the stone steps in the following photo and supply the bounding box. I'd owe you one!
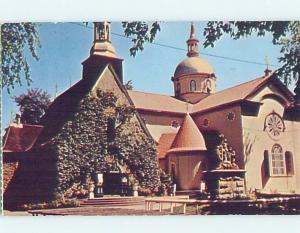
[80,197,145,207]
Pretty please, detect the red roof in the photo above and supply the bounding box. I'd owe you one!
[167,114,207,153]
[128,75,293,116]
[127,90,192,114]
[3,124,43,153]
[192,76,268,113]
[157,133,177,159]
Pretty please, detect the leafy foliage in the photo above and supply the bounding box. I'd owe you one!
[122,21,161,57]
[124,80,133,90]
[1,23,40,93]
[203,21,300,99]
[13,88,51,124]
[42,90,160,195]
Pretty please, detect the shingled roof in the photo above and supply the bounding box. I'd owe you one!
[3,124,44,153]
[128,75,294,117]
[157,133,177,159]
[192,75,294,113]
[167,114,207,153]
[38,64,107,143]
[127,90,191,115]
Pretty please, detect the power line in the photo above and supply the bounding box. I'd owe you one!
[68,22,280,68]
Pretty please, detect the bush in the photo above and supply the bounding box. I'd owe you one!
[18,197,80,210]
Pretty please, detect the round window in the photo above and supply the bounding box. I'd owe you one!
[227,112,235,121]
[171,120,179,128]
[203,119,209,127]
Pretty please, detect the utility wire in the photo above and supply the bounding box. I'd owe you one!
[68,22,280,68]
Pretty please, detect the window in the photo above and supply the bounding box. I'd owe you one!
[205,79,212,93]
[170,163,177,184]
[171,120,179,128]
[190,80,196,92]
[107,118,116,142]
[263,150,270,177]
[176,83,181,96]
[227,112,235,121]
[271,144,285,175]
[203,119,209,127]
[285,151,294,176]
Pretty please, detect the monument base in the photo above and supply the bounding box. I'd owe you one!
[203,169,246,200]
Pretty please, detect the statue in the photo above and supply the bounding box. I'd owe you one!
[215,134,239,170]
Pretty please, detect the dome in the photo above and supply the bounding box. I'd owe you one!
[174,56,214,78]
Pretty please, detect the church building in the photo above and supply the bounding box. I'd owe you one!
[3,22,300,201]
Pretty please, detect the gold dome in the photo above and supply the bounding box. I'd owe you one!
[174,56,214,78]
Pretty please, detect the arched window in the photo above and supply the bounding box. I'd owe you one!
[176,83,181,96]
[107,117,116,142]
[190,80,196,92]
[106,25,110,41]
[205,79,212,93]
[271,144,285,175]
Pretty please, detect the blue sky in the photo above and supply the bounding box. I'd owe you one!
[3,22,284,127]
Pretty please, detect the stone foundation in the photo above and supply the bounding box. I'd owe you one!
[203,169,246,199]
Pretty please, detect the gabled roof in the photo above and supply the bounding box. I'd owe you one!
[191,75,294,114]
[167,114,207,153]
[192,76,268,113]
[3,124,44,153]
[127,90,191,115]
[38,64,107,143]
[157,133,177,159]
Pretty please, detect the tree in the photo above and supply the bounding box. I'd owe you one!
[202,21,300,102]
[122,21,161,57]
[13,88,51,125]
[1,23,41,93]
[124,80,133,90]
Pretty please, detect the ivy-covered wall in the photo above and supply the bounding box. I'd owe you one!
[40,90,160,197]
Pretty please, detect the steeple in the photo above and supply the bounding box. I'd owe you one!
[186,22,199,57]
[90,22,117,58]
[82,22,124,83]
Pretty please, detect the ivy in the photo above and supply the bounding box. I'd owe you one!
[41,90,160,196]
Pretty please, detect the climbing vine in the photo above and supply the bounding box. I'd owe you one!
[41,90,160,196]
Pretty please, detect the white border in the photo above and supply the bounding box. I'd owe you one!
[1,0,300,232]
[0,0,300,22]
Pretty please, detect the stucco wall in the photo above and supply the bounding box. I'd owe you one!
[192,105,244,168]
[168,153,207,190]
[242,85,300,193]
[139,113,183,142]
[174,74,216,95]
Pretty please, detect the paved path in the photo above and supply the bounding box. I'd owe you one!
[28,206,170,216]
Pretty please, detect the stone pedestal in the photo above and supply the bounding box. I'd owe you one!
[203,169,246,199]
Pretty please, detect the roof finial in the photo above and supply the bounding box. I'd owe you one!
[264,55,272,76]
[190,22,196,39]
[187,22,199,57]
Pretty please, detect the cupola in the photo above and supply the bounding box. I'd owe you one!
[82,22,124,83]
[172,23,216,103]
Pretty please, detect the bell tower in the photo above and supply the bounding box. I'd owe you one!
[82,22,124,83]
[90,22,117,57]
